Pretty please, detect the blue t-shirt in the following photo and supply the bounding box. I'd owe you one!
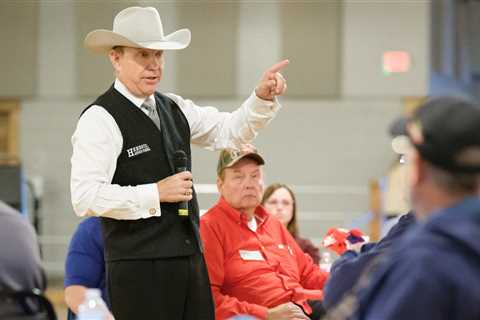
[64,217,107,305]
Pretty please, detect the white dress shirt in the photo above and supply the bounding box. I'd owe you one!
[71,79,281,220]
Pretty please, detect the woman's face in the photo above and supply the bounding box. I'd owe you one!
[264,187,294,226]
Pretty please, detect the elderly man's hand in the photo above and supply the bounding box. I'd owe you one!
[266,302,309,320]
[255,60,289,101]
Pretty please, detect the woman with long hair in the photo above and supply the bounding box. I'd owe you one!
[262,183,320,264]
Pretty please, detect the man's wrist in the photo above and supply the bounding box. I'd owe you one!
[255,87,273,102]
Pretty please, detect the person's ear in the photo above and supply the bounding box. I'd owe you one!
[409,149,424,188]
[109,49,121,72]
[216,177,223,193]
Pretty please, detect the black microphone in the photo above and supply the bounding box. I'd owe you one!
[174,150,189,217]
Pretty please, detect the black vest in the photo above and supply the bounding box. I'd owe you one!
[82,85,202,261]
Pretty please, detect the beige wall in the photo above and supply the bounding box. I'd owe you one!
[0,2,38,97]
[281,1,342,97]
[342,0,429,97]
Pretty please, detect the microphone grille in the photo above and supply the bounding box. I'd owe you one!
[174,150,188,167]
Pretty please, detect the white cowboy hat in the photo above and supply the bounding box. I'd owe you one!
[84,6,191,54]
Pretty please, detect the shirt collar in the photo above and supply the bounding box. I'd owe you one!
[114,79,156,109]
[217,196,270,227]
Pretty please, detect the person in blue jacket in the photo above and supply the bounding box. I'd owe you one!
[326,96,480,320]
[64,217,110,319]
[323,115,418,310]
[323,211,416,309]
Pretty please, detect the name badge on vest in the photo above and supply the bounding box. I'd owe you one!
[239,250,264,261]
[126,143,151,158]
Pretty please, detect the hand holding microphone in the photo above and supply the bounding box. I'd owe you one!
[174,150,190,216]
[156,171,192,201]
[156,150,193,213]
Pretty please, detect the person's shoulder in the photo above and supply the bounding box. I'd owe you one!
[77,216,101,231]
[79,216,101,227]
[77,105,117,134]
[375,213,417,251]
[70,217,104,253]
[406,216,480,273]
[80,105,113,119]
[0,201,21,218]
[263,212,282,226]
[162,92,186,105]
[267,215,290,233]
[295,236,316,249]
[75,217,102,241]
[81,85,114,115]
[201,205,223,225]
[391,230,452,277]
[0,202,34,231]
[407,219,455,251]
[379,246,452,308]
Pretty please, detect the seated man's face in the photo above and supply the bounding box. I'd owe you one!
[217,158,264,213]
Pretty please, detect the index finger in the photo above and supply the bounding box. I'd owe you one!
[266,59,289,74]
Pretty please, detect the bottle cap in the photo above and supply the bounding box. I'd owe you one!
[85,288,101,299]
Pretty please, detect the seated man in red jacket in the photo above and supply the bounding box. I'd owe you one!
[200,146,329,320]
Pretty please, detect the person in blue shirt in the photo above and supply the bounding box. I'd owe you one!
[323,116,418,310]
[64,217,110,318]
[325,96,480,320]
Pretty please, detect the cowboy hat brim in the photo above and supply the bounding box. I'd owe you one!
[84,28,191,54]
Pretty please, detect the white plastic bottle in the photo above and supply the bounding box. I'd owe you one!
[320,251,333,272]
[77,289,110,320]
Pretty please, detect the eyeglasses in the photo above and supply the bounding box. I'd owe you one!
[266,199,293,207]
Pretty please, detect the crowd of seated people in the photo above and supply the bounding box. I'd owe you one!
[63,147,329,320]
[63,96,480,320]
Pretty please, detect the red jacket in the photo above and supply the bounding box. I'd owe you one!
[200,197,329,320]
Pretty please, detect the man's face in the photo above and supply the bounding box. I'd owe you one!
[109,47,164,98]
[217,158,264,213]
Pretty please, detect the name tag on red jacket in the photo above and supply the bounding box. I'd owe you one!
[239,250,264,261]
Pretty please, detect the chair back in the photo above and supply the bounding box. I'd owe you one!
[0,288,57,320]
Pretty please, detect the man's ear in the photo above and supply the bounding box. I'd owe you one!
[109,49,121,72]
[409,149,424,188]
[216,177,223,194]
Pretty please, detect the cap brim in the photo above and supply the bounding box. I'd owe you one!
[84,28,191,54]
[228,153,265,168]
[389,116,408,137]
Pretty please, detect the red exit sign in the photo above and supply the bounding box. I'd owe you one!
[383,51,411,74]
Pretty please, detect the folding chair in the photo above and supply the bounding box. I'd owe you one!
[0,288,57,320]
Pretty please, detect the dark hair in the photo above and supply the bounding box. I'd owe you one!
[262,183,298,237]
[112,46,124,54]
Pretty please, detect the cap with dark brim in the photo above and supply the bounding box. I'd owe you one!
[392,96,480,173]
[217,149,265,176]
